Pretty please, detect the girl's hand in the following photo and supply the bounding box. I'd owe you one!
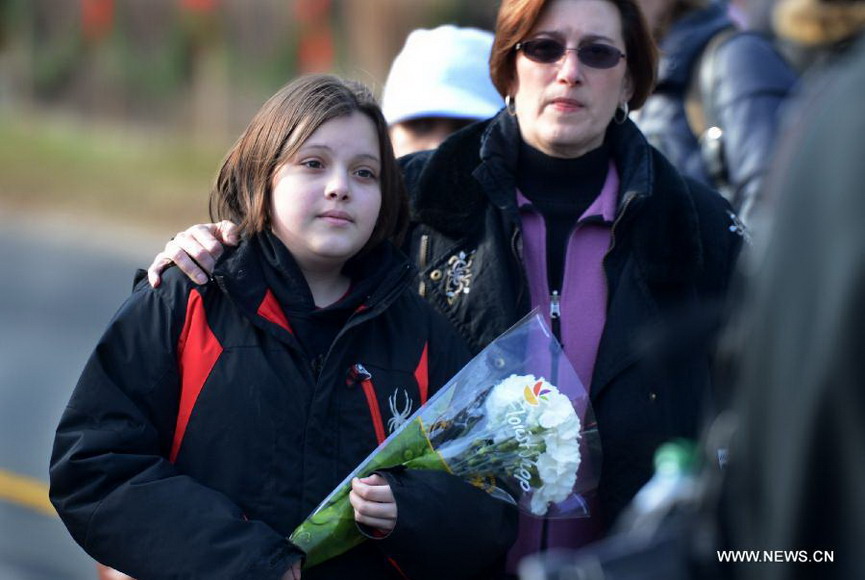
[280,561,301,580]
[349,474,397,533]
[147,221,240,287]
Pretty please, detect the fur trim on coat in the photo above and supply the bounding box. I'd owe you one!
[774,0,865,46]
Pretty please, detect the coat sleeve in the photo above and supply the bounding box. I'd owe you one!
[49,279,302,579]
[712,32,798,223]
[375,468,518,579]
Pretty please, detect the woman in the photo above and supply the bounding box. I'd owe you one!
[147,0,743,573]
[50,75,516,579]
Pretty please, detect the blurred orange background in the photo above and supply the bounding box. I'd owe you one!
[0,0,498,231]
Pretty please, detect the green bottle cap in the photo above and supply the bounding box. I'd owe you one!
[653,439,697,475]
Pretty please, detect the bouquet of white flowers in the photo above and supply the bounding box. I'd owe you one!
[290,311,601,568]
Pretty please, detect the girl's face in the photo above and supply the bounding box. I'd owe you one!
[270,112,382,275]
[510,0,633,158]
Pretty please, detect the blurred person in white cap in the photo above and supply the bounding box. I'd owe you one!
[382,25,504,156]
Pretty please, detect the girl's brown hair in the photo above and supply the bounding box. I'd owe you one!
[210,74,408,253]
[489,0,659,110]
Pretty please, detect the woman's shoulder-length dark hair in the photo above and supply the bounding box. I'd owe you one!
[489,0,658,110]
[210,73,409,252]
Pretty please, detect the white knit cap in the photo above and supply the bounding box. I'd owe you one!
[381,25,504,126]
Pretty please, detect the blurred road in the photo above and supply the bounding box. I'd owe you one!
[0,210,163,579]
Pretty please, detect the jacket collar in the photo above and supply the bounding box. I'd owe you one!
[409,119,495,237]
[408,110,704,287]
[606,120,704,286]
[212,234,415,333]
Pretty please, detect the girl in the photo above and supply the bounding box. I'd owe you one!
[50,75,516,579]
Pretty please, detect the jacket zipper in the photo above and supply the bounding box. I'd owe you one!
[548,212,587,342]
[549,290,561,339]
[333,264,420,457]
[360,373,387,445]
[417,234,430,297]
[333,262,414,341]
[542,288,562,553]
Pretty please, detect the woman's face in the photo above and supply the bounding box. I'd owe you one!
[510,0,633,158]
[270,112,382,276]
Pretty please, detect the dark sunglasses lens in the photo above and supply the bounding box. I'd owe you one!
[523,39,565,63]
[579,44,622,68]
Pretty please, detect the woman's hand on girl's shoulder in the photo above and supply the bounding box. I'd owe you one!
[147,221,240,288]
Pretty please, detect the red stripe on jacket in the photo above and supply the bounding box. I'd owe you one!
[388,557,410,579]
[358,344,432,580]
[413,342,429,405]
[360,378,387,445]
[360,342,430,446]
[171,290,223,463]
[257,289,294,333]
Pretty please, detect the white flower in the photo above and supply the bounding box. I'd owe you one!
[544,433,581,473]
[538,390,576,429]
[530,488,551,515]
[484,374,540,421]
[480,374,583,516]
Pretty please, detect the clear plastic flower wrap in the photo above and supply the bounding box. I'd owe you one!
[290,310,602,569]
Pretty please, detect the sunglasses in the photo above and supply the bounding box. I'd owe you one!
[515,39,626,69]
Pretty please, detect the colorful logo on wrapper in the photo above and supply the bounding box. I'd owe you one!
[523,379,551,405]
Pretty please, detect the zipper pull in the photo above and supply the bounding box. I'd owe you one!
[550,290,561,319]
[310,354,325,381]
[345,363,372,388]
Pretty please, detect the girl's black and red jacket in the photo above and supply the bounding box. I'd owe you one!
[49,233,517,579]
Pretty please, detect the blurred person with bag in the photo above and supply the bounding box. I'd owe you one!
[633,0,798,226]
[722,4,865,577]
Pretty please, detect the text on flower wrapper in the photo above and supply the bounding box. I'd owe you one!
[506,400,539,492]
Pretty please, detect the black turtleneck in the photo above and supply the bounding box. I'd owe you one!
[517,140,611,291]
[256,231,385,377]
